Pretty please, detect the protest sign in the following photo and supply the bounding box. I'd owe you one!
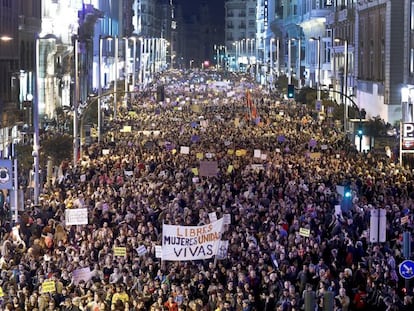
[113,247,127,257]
[162,218,224,261]
[215,240,229,260]
[199,161,218,177]
[41,280,56,293]
[72,267,92,285]
[180,146,190,154]
[136,245,148,256]
[65,208,88,226]
[299,228,310,237]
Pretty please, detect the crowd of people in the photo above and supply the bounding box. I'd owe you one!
[0,70,413,311]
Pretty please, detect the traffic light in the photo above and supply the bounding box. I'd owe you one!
[287,84,295,98]
[357,129,363,136]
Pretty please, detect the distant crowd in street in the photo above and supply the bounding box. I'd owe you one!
[0,69,413,311]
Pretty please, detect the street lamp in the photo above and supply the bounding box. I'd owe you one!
[275,38,280,77]
[288,38,292,84]
[0,35,12,42]
[296,38,302,89]
[241,39,246,57]
[124,37,129,98]
[250,39,255,57]
[233,41,239,71]
[246,39,252,66]
[98,36,103,143]
[309,36,321,101]
[214,45,220,69]
[98,35,116,141]
[270,38,276,85]
[334,37,349,133]
[101,36,119,120]
[73,37,80,166]
[114,36,118,120]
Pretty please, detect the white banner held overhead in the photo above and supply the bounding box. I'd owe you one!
[162,218,224,261]
[65,208,88,226]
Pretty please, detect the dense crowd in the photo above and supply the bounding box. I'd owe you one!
[0,70,413,311]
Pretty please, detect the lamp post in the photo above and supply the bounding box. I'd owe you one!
[246,39,251,66]
[310,36,321,101]
[215,45,220,69]
[114,36,118,120]
[131,36,137,88]
[233,41,239,71]
[98,36,103,143]
[241,39,246,57]
[270,38,275,85]
[34,37,40,204]
[98,35,114,142]
[335,37,349,133]
[73,37,80,167]
[288,38,292,84]
[276,38,280,77]
[124,37,129,98]
[297,38,302,89]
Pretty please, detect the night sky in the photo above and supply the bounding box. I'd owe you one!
[176,0,225,25]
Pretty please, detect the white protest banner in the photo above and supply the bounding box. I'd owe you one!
[215,240,229,260]
[223,214,231,225]
[72,267,92,285]
[124,170,133,177]
[205,152,214,159]
[180,146,190,154]
[208,212,217,222]
[102,149,110,155]
[253,149,261,158]
[162,218,224,261]
[155,245,163,259]
[136,245,148,256]
[80,174,86,182]
[335,205,342,217]
[65,208,88,226]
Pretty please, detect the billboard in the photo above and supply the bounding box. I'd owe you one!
[0,160,13,190]
[402,123,414,150]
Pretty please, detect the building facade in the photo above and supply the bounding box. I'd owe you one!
[0,0,20,126]
[0,0,41,156]
[356,0,405,125]
[225,0,257,71]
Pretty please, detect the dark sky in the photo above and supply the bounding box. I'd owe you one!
[176,0,225,25]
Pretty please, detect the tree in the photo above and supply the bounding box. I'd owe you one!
[16,133,73,179]
[40,134,73,167]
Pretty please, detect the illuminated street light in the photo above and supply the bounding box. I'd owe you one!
[270,38,276,85]
[334,37,349,133]
[309,36,321,101]
[0,35,12,42]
